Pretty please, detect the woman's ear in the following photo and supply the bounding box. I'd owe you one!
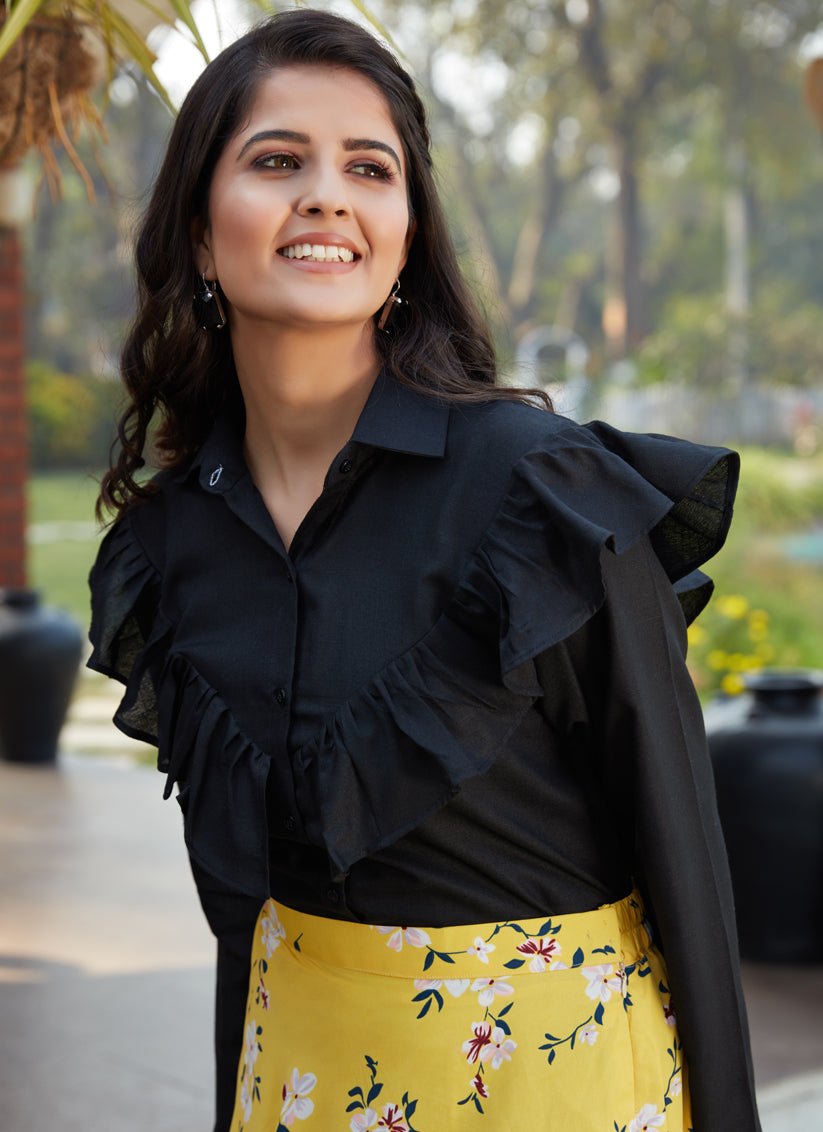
[399,219,417,275]
[191,217,214,278]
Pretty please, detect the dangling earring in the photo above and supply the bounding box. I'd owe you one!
[377,277,403,332]
[195,273,227,330]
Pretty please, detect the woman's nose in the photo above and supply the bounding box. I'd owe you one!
[296,163,350,217]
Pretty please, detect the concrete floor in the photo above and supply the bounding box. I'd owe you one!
[0,752,214,1132]
[1,692,822,1131]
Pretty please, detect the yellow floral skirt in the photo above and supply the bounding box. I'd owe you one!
[231,891,692,1132]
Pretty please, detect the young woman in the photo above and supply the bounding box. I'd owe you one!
[89,10,761,1131]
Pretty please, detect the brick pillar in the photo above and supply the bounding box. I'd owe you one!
[0,223,27,588]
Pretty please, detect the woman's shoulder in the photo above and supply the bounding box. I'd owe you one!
[92,467,181,576]
[451,399,738,503]
[449,404,739,666]
[451,397,574,447]
[444,399,589,491]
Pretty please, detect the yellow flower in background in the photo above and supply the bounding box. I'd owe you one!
[687,623,708,646]
[747,610,770,642]
[715,594,750,620]
[689,592,785,699]
[721,673,747,696]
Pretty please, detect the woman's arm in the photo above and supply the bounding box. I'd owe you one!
[548,536,761,1131]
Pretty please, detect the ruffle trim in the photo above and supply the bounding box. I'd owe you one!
[87,423,738,883]
[87,515,167,746]
[156,653,271,898]
[293,425,738,875]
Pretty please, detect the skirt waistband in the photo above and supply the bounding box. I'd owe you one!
[267,890,650,978]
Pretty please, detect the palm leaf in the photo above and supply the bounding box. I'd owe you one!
[0,0,47,61]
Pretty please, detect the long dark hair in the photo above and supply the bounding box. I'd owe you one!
[99,8,550,519]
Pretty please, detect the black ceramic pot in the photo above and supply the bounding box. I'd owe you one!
[705,670,823,962]
[0,588,83,764]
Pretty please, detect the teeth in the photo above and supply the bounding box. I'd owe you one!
[281,243,355,263]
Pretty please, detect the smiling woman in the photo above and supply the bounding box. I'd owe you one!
[88,10,761,1132]
[194,67,412,348]
[187,63,416,547]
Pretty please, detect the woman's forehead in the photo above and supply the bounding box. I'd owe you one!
[236,64,403,153]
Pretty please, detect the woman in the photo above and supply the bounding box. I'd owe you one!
[89,10,761,1131]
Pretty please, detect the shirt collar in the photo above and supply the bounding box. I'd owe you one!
[351,371,450,458]
[184,372,450,492]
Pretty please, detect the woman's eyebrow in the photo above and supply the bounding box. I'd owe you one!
[343,137,402,169]
[237,129,309,157]
[236,129,401,171]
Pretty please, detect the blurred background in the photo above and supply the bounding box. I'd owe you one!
[10,0,823,698]
[2,1,823,1129]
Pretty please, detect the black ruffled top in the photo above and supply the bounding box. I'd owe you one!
[89,378,759,1128]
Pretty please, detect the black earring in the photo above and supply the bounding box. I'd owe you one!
[195,273,227,330]
[377,278,403,333]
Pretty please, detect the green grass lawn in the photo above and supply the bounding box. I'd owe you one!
[27,471,105,629]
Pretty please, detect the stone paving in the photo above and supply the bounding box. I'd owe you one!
[1,682,821,1131]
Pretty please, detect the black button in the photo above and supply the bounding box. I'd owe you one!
[325,886,341,904]
[275,687,287,706]
[339,458,353,474]
[284,815,296,833]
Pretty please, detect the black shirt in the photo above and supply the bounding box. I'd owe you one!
[89,374,760,1127]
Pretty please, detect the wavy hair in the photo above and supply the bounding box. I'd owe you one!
[99,8,550,519]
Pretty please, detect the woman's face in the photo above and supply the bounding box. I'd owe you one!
[194,64,413,337]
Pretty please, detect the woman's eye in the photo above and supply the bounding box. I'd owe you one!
[257,153,298,170]
[350,161,394,180]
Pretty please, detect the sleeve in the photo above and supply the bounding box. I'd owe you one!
[87,511,169,746]
[553,537,762,1132]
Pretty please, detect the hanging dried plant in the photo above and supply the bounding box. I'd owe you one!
[0,1,210,200]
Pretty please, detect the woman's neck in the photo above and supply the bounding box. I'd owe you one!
[232,322,380,549]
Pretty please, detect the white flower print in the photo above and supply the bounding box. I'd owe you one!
[515,935,562,973]
[260,903,286,957]
[470,976,514,1007]
[349,1103,409,1131]
[240,1076,253,1123]
[627,1103,666,1131]
[280,1068,317,1126]
[466,936,496,963]
[479,1026,517,1069]
[414,977,470,995]
[671,1073,682,1097]
[463,1021,493,1064]
[350,1109,379,1132]
[581,964,624,1004]
[376,926,431,952]
[243,1020,259,1071]
[258,976,270,1011]
[376,1102,409,1130]
[444,979,471,997]
[471,1073,488,1098]
[413,978,441,992]
[579,1024,599,1046]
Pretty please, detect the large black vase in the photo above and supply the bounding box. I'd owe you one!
[705,670,823,962]
[0,588,84,764]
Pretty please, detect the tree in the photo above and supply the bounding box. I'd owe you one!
[0,1,213,588]
[374,0,823,385]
